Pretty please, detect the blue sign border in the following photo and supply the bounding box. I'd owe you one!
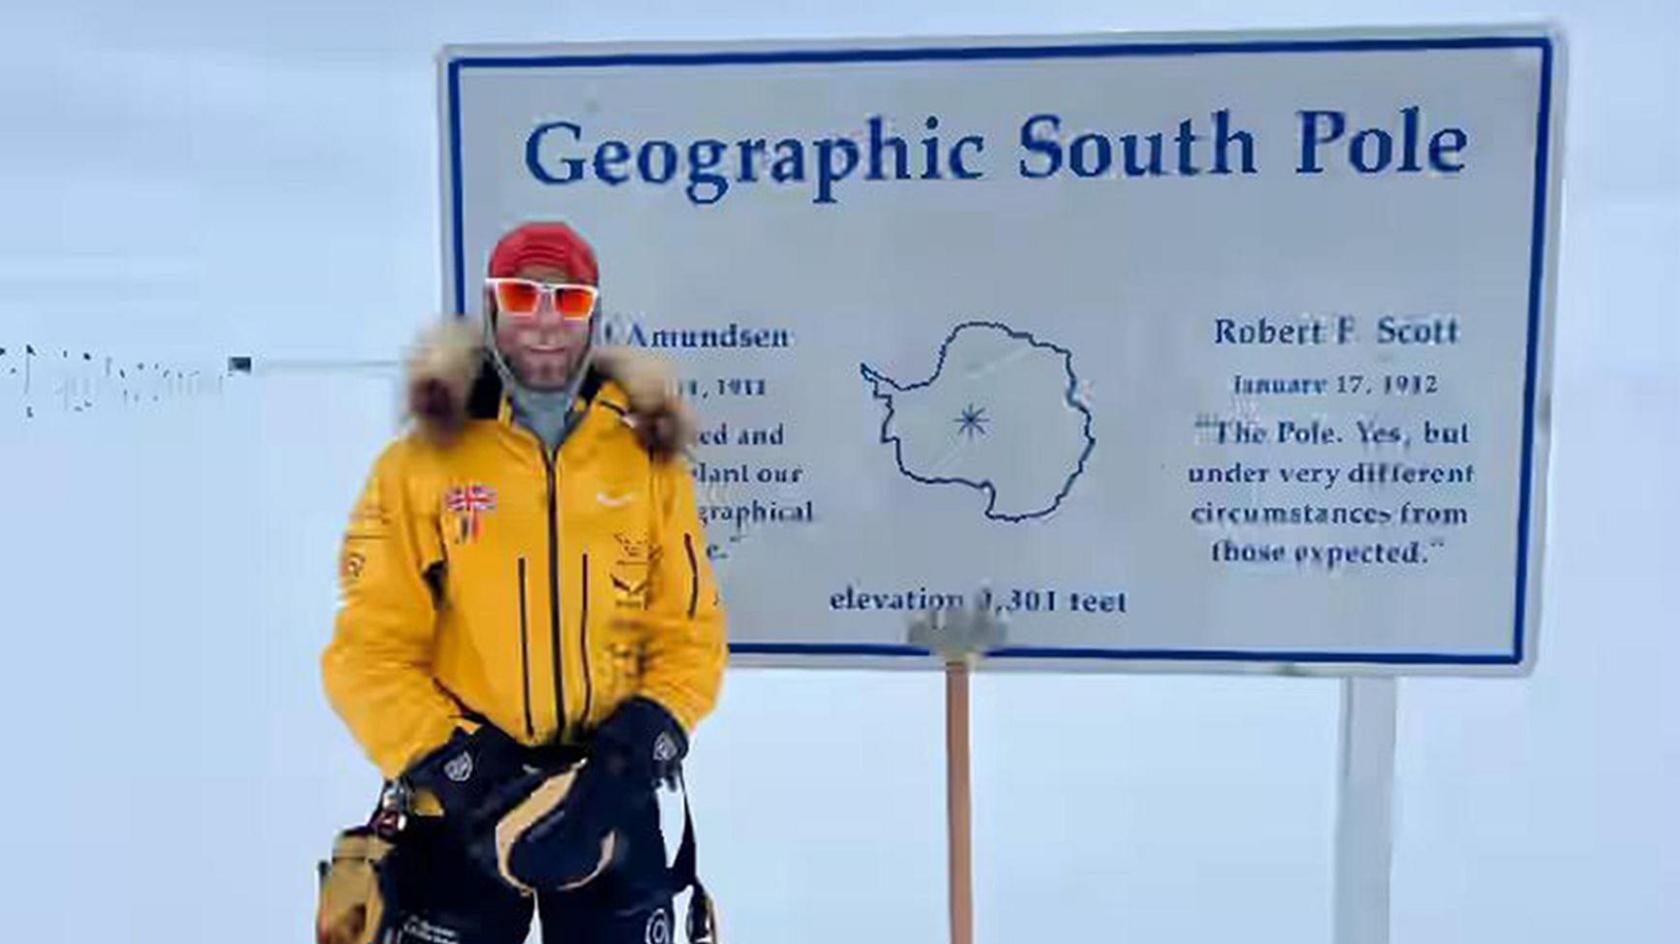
[444,34,1555,669]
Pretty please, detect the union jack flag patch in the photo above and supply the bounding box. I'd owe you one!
[445,483,497,544]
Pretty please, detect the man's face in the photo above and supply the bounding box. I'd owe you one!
[488,263,595,391]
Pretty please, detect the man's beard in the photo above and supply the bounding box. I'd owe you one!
[516,352,581,390]
[483,315,596,401]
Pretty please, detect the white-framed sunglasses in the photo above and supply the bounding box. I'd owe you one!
[485,278,600,321]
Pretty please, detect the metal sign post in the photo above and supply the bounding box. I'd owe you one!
[1334,677,1399,944]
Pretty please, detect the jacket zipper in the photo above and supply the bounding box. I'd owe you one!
[517,556,534,738]
[684,532,700,618]
[543,448,564,741]
[580,552,592,726]
[531,408,597,743]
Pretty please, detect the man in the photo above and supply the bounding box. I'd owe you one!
[321,221,727,944]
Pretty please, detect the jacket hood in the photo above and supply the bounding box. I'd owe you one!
[403,317,696,459]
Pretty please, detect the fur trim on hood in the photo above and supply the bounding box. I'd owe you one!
[403,317,696,459]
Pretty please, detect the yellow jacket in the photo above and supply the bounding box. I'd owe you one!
[322,321,727,779]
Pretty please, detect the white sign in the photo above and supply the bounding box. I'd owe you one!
[439,26,1563,674]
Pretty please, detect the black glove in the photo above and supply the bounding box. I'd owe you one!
[499,699,688,891]
[403,725,532,827]
[593,696,688,788]
[403,726,612,894]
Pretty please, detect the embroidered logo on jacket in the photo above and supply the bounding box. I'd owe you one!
[610,531,652,610]
[340,550,367,584]
[444,484,497,545]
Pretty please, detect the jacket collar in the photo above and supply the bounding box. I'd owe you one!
[405,316,692,458]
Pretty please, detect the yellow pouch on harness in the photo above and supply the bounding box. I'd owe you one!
[315,829,394,944]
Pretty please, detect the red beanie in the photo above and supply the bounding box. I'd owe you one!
[487,221,599,284]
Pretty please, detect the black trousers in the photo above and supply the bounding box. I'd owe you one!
[380,796,674,944]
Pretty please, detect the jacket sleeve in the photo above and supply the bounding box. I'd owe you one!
[321,439,467,779]
[637,456,729,733]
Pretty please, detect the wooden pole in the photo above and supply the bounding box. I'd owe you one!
[946,659,974,944]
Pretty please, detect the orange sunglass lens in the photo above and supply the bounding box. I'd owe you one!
[554,287,597,320]
[492,280,541,314]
